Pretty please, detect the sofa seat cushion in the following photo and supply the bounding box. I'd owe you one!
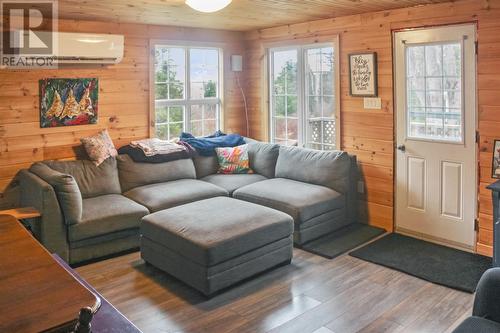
[141,197,293,266]
[452,316,500,333]
[124,179,228,212]
[233,178,344,224]
[201,174,267,195]
[68,194,149,242]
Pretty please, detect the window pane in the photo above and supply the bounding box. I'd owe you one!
[190,48,219,99]
[156,124,169,140]
[155,83,168,100]
[425,45,442,77]
[323,96,334,118]
[190,104,202,121]
[443,44,461,76]
[189,104,219,136]
[272,49,297,96]
[204,119,216,134]
[205,104,217,119]
[155,106,184,140]
[191,120,203,137]
[407,46,425,77]
[273,96,286,117]
[287,118,298,143]
[274,117,287,141]
[322,72,333,96]
[169,123,183,139]
[406,42,462,142]
[308,96,321,118]
[287,96,297,117]
[308,72,321,96]
[156,107,168,124]
[154,46,185,100]
[169,106,183,122]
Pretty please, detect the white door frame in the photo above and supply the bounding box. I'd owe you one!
[393,23,478,251]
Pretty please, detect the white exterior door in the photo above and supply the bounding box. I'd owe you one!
[394,24,477,250]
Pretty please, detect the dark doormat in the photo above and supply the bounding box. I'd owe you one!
[300,223,386,259]
[349,233,492,293]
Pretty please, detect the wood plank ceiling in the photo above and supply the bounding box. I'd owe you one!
[56,0,452,31]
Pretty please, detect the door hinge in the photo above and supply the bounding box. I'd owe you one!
[476,130,480,144]
[474,218,479,231]
[475,41,479,55]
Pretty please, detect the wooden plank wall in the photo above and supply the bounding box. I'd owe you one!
[243,0,500,256]
[0,19,246,209]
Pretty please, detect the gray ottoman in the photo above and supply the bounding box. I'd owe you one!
[140,197,294,296]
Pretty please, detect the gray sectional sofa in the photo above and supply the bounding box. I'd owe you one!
[20,142,357,265]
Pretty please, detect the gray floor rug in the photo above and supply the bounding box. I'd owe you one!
[349,233,492,293]
[301,223,386,259]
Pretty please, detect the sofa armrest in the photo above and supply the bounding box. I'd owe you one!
[19,169,70,261]
[473,268,500,323]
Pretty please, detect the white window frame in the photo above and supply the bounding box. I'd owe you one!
[267,39,340,150]
[149,40,224,139]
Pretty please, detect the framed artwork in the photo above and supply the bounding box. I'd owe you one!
[349,52,378,97]
[39,78,98,128]
[492,140,500,179]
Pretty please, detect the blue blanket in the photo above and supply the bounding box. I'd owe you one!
[179,131,245,156]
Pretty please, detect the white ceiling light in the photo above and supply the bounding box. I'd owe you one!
[185,0,232,13]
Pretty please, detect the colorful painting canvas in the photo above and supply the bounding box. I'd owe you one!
[39,78,98,128]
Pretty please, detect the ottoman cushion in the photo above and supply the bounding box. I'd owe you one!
[141,197,293,266]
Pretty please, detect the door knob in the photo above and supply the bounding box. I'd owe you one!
[397,144,406,152]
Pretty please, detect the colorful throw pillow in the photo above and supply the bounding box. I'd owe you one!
[215,144,254,174]
[80,129,117,166]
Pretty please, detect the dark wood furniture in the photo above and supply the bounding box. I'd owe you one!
[0,214,100,333]
[488,180,500,267]
[54,254,143,333]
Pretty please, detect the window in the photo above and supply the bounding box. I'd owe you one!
[269,42,339,150]
[406,42,463,142]
[153,44,222,140]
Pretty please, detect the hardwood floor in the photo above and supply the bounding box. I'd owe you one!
[76,248,473,333]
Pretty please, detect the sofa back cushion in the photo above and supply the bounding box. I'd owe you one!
[248,142,280,178]
[30,162,82,225]
[117,154,196,192]
[275,146,351,193]
[44,157,121,199]
[192,155,219,178]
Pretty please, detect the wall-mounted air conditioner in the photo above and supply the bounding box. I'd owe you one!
[9,31,124,65]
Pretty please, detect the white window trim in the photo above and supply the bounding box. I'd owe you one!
[149,40,225,138]
[267,38,340,150]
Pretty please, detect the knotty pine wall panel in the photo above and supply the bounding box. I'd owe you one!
[0,19,246,208]
[243,0,500,255]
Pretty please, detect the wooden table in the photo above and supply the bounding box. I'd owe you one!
[0,215,100,333]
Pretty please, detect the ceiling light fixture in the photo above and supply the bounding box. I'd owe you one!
[185,0,232,13]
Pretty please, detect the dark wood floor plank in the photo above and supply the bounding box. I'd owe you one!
[325,269,427,333]
[76,249,473,333]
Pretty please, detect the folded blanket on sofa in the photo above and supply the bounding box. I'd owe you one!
[179,131,246,156]
[130,138,185,157]
[117,145,195,163]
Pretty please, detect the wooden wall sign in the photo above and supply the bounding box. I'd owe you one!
[348,52,378,97]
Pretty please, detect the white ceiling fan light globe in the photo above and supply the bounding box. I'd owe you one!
[185,0,232,13]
